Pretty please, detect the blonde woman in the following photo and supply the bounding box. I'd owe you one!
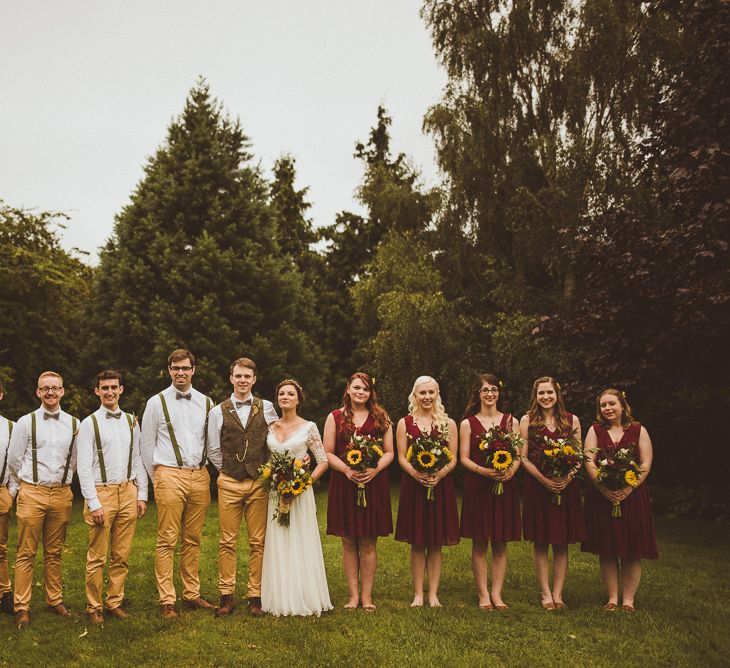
[394,376,459,607]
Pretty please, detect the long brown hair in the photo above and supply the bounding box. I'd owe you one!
[462,373,502,421]
[596,388,636,429]
[526,376,572,436]
[341,372,391,434]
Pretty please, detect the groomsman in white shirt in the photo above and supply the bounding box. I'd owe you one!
[0,379,16,615]
[76,370,148,624]
[140,349,216,619]
[7,371,78,627]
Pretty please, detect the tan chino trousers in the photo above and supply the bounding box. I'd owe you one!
[83,481,138,612]
[14,482,73,611]
[153,466,211,605]
[0,486,12,595]
[216,473,268,598]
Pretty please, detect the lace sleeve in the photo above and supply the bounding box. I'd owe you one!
[306,422,327,464]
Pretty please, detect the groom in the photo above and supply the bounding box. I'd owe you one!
[206,358,277,616]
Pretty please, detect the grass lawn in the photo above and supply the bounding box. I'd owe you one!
[0,485,728,667]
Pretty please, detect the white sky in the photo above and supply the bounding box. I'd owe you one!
[0,1,447,262]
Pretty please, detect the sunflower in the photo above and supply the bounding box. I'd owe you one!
[290,478,305,495]
[443,447,453,461]
[417,451,437,468]
[478,438,487,451]
[492,450,513,470]
[406,446,413,462]
[373,445,384,458]
[293,459,303,470]
[260,465,271,479]
[563,445,575,455]
[277,480,292,495]
[625,470,638,487]
[347,449,363,466]
[543,448,557,458]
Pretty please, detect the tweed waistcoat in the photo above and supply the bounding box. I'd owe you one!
[219,396,270,480]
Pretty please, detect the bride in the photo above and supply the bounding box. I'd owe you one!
[261,379,333,616]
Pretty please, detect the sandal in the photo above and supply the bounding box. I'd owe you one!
[603,602,618,612]
[621,604,635,613]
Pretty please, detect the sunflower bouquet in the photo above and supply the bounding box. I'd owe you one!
[594,447,643,518]
[477,427,524,494]
[258,450,312,527]
[344,433,385,508]
[539,434,585,505]
[406,424,453,501]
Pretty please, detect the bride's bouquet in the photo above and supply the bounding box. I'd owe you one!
[477,427,524,494]
[344,433,385,508]
[258,451,312,527]
[538,434,585,505]
[406,424,453,500]
[594,447,642,518]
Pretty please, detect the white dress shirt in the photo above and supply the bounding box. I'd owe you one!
[140,385,212,476]
[77,406,148,512]
[7,407,78,494]
[206,393,278,470]
[0,414,17,495]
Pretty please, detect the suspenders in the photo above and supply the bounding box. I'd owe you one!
[0,420,12,483]
[90,412,135,484]
[30,412,78,484]
[158,393,213,467]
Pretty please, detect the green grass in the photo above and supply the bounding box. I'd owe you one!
[1,486,728,667]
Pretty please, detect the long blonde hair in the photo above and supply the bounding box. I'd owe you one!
[408,375,449,431]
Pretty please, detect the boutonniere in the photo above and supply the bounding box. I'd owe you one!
[251,403,260,417]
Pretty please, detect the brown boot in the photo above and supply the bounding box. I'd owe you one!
[248,596,264,617]
[160,604,179,620]
[215,594,235,617]
[87,610,104,625]
[183,596,217,611]
[47,602,70,617]
[0,592,13,615]
[15,610,30,628]
[106,606,129,619]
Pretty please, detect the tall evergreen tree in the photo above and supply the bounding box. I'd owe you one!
[84,79,326,410]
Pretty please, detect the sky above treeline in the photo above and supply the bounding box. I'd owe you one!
[0,1,447,262]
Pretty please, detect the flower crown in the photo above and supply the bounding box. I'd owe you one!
[279,378,303,394]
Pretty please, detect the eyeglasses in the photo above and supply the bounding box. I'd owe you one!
[38,386,63,394]
[480,388,499,395]
[170,366,193,373]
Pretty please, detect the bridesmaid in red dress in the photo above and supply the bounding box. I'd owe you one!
[395,376,459,607]
[519,376,586,610]
[324,373,394,611]
[460,374,521,610]
[583,389,657,612]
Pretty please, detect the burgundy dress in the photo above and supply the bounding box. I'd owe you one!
[582,423,658,559]
[522,412,587,545]
[395,416,460,547]
[326,409,393,538]
[460,413,522,543]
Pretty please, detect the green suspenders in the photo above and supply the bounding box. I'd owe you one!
[91,412,136,483]
[31,412,77,484]
[0,420,12,483]
[158,393,212,468]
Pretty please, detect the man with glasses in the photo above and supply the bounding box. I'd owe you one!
[140,349,216,619]
[76,370,148,624]
[6,371,78,627]
[0,379,16,615]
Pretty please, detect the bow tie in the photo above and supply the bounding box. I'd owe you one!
[106,411,122,419]
[235,399,252,409]
[44,412,60,420]
[176,392,192,400]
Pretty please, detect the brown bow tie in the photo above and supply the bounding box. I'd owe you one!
[235,399,252,409]
[106,411,122,419]
[44,412,60,421]
[176,392,192,400]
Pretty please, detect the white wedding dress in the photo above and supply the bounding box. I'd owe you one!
[261,421,333,616]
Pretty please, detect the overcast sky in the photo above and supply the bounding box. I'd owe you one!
[0,1,447,262]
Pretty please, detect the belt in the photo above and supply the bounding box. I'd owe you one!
[21,480,70,489]
[95,480,134,489]
[157,464,207,472]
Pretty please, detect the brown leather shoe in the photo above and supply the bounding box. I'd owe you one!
[183,596,217,611]
[0,591,14,614]
[47,602,70,617]
[15,610,30,628]
[87,610,104,625]
[106,606,129,619]
[215,594,235,617]
[160,604,179,620]
[248,596,264,617]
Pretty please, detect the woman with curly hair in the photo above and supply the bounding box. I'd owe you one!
[324,373,394,611]
[394,376,459,608]
[519,377,586,610]
[582,389,657,612]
